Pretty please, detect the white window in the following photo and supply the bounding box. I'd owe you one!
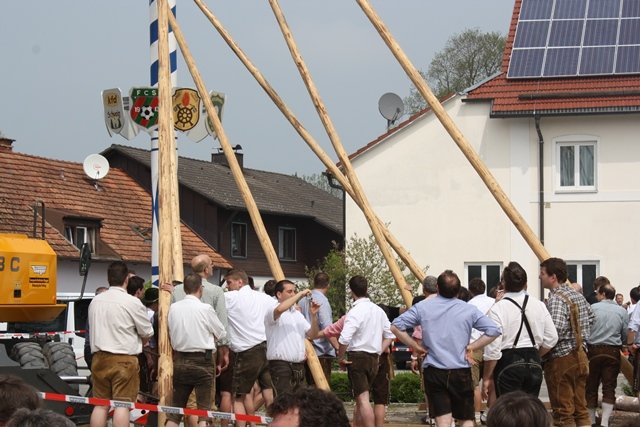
[567,261,598,296]
[556,140,597,192]
[231,222,247,258]
[465,263,502,295]
[278,227,296,261]
[64,225,95,253]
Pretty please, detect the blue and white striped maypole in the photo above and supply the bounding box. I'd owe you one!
[150,0,177,286]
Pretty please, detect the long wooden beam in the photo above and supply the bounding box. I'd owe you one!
[192,0,427,286]
[267,0,414,307]
[166,10,329,391]
[156,0,180,423]
[355,0,551,262]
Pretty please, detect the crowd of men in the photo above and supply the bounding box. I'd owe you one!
[83,254,640,427]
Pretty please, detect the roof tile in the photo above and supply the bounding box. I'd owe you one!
[0,150,231,269]
[465,0,640,115]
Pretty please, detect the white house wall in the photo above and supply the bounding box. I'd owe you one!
[347,96,640,301]
[538,115,640,297]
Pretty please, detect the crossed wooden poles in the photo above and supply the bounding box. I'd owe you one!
[153,0,551,422]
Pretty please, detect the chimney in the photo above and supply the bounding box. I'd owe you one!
[211,145,243,170]
[0,136,15,151]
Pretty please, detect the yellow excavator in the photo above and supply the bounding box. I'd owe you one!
[0,231,93,424]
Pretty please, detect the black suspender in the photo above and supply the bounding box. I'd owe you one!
[503,295,536,348]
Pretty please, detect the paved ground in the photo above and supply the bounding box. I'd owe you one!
[343,372,640,426]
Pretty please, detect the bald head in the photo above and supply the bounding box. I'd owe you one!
[191,254,212,278]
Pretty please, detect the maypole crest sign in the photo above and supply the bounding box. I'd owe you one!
[205,91,226,139]
[102,87,224,140]
[130,87,160,131]
[172,88,200,132]
[102,88,125,136]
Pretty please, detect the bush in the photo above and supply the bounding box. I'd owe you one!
[330,372,353,402]
[329,371,423,403]
[390,373,423,403]
[622,381,635,397]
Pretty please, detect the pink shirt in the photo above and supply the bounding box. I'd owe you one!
[322,315,346,338]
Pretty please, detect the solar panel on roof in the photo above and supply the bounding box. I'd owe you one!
[580,47,616,74]
[588,0,620,18]
[508,0,640,78]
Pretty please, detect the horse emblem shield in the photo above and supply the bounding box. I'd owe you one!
[173,88,201,132]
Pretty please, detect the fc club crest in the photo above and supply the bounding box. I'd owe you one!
[130,87,159,131]
[173,88,201,132]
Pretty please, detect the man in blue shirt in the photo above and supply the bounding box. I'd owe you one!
[586,282,628,427]
[391,270,501,427]
[299,272,335,385]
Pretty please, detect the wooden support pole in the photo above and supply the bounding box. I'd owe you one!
[267,0,414,307]
[355,0,551,262]
[167,8,330,392]
[192,0,426,285]
[156,0,180,422]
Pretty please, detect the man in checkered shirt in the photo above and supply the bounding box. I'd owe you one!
[540,257,594,427]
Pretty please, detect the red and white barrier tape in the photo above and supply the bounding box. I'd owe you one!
[38,392,272,424]
[0,330,86,339]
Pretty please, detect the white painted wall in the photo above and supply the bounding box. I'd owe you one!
[347,96,640,301]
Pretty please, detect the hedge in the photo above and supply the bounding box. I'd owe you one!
[330,372,423,403]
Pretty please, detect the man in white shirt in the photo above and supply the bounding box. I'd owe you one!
[88,261,153,427]
[173,254,229,427]
[467,278,495,421]
[483,262,558,398]
[166,273,226,427]
[338,275,395,427]
[266,280,320,396]
[224,269,277,427]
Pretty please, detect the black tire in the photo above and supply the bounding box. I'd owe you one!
[43,342,79,391]
[10,342,48,369]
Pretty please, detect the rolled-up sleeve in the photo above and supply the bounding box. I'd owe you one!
[132,301,154,339]
[339,313,359,346]
[318,299,332,331]
[483,307,503,361]
[323,315,345,338]
[392,305,420,332]
[542,308,559,349]
[629,307,640,333]
[212,288,230,347]
[383,317,395,339]
[472,311,501,337]
[206,306,227,342]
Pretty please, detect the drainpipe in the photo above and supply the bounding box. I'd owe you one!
[323,172,346,247]
[534,114,545,299]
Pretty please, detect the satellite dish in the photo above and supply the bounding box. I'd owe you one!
[378,92,405,127]
[83,154,110,180]
[379,93,404,120]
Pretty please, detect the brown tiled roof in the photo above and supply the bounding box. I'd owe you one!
[465,0,640,116]
[0,149,231,268]
[103,145,343,234]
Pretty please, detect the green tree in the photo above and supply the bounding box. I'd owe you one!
[306,233,421,315]
[301,172,344,199]
[404,28,506,114]
[345,233,419,307]
[305,243,348,319]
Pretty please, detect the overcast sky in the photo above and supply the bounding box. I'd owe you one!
[1,1,513,176]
